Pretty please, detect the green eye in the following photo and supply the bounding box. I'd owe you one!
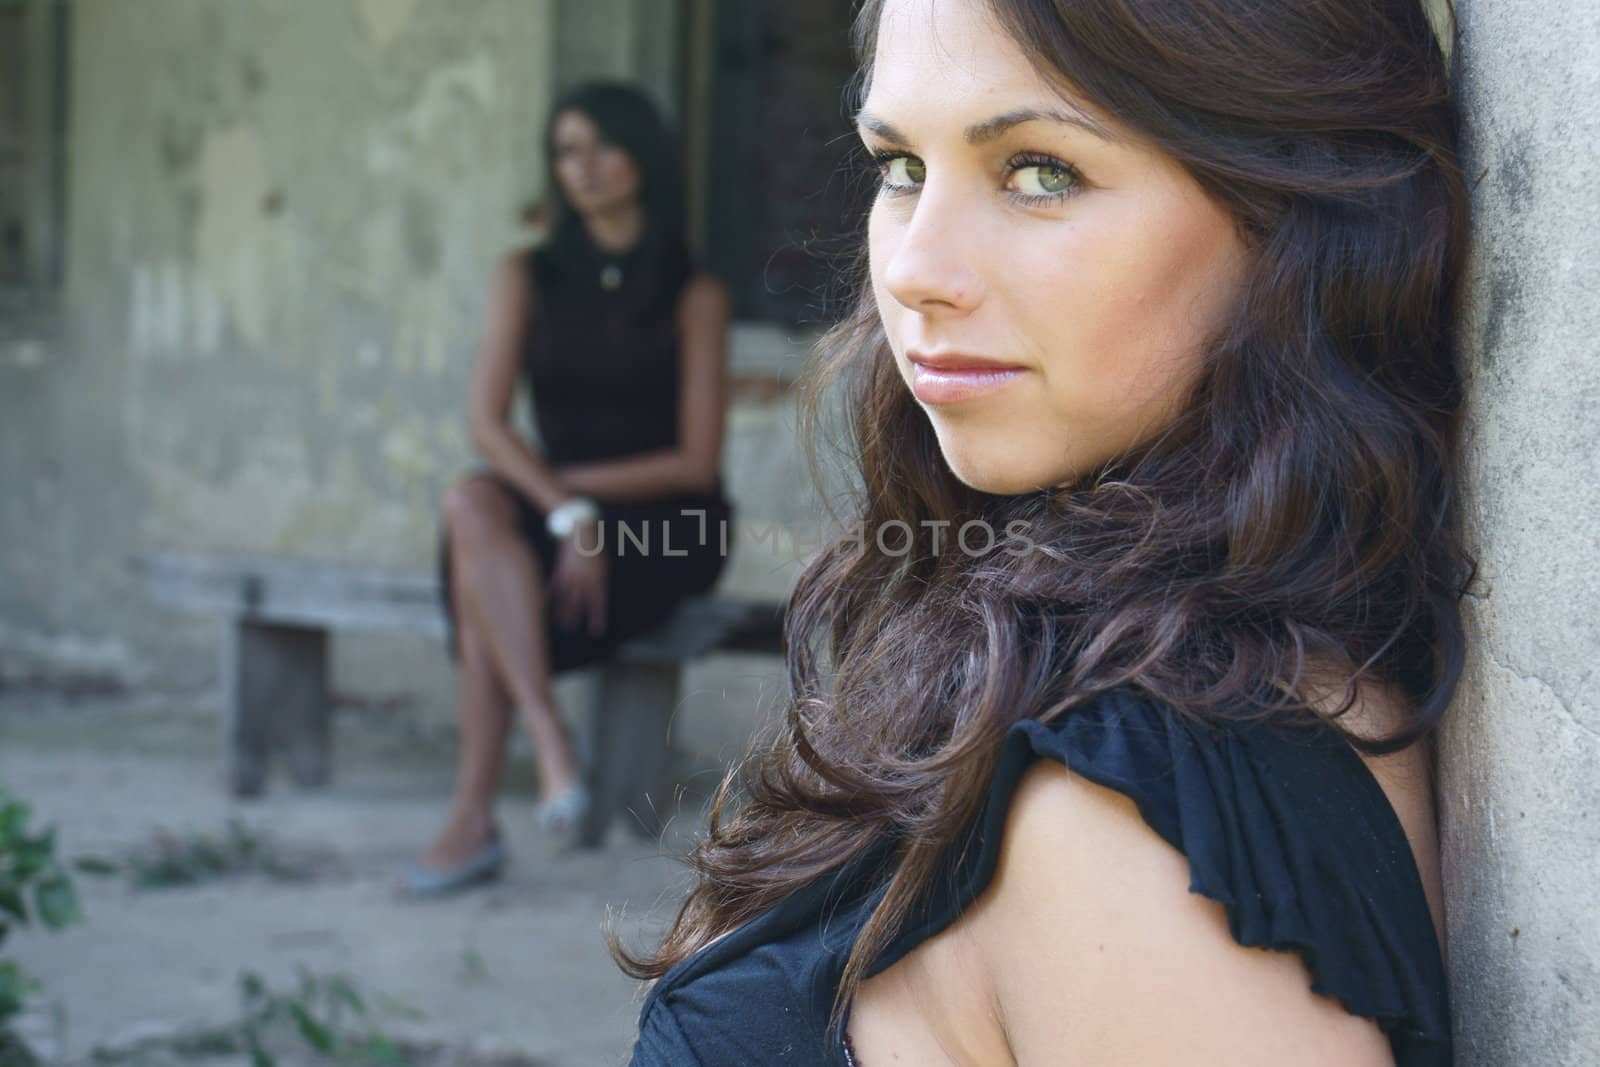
[880,154,925,187]
[1012,162,1075,196]
[870,150,1081,203]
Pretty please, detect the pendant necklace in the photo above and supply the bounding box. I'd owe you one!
[599,262,624,291]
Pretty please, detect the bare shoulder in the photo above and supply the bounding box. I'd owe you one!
[963,758,1395,1066]
[495,245,535,292]
[485,246,536,317]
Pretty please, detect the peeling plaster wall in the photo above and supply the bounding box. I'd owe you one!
[0,0,558,677]
[1439,1,1600,1063]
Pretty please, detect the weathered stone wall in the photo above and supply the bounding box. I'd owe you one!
[1439,1,1600,1063]
[3,0,555,680]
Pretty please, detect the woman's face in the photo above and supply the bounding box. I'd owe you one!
[861,0,1252,494]
[551,109,641,216]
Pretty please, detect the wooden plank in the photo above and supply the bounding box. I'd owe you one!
[614,596,786,663]
[132,552,785,656]
[132,552,447,637]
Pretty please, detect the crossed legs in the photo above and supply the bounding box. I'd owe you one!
[420,475,584,869]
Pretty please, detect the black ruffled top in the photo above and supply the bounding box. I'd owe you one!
[628,688,1451,1065]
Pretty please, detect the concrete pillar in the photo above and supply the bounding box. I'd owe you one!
[1439,2,1600,1064]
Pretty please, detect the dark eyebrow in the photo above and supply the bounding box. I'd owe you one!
[855,104,1123,148]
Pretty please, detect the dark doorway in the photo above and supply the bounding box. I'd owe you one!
[696,1,868,327]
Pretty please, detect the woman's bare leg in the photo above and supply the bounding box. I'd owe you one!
[442,477,583,804]
[421,603,512,867]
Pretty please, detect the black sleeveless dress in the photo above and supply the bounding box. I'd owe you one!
[437,223,734,673]
[627,688,1452,1065]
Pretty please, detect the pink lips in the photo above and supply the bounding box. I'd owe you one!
[908,351,1029,405]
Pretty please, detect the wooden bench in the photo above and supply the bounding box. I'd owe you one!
[132,552,786,848]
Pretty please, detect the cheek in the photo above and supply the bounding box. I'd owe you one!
[600,150,639,189]
[867,207,906,348]
[1020,199,1233,422]
[866,204,890,296]
[557,156,593,200]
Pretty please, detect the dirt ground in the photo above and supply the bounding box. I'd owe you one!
[0,684,729,1067]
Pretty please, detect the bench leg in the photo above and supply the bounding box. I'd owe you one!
[577,660,681,848]
[224,619,331,795]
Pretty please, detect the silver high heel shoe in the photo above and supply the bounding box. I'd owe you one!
[398,827,506,898]
[534,782,592,836]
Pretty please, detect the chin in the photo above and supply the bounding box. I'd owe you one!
[928,423,1068,496]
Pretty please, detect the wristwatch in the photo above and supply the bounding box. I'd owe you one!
[546,496,600,539]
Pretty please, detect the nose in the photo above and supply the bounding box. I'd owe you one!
[880,182,984,316]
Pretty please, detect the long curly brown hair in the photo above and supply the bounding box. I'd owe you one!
[610,0,1471,1040]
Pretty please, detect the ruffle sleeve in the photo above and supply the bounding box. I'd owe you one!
[862,688,1452,1065]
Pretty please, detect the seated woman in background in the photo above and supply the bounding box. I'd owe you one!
[402,81,734,896]
[620,0,1465,1064]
